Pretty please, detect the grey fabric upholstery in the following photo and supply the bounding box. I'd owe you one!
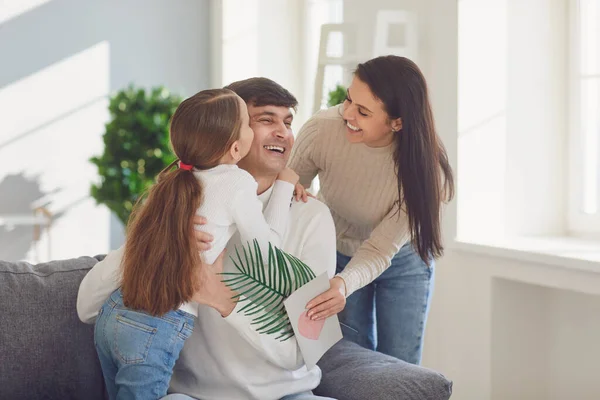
[0,257,107,400]
[0,256,451,400]
[316,339,452,400]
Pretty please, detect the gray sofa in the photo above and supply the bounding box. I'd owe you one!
[0,256,452,400]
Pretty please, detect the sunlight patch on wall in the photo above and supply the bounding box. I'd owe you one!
[0,0,53,25]
[0,41,111,261]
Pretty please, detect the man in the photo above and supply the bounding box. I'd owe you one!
[170,78,339,399]
[78,78,337,400]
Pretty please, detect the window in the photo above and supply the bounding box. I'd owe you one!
[458,0,600,242]
[569,0,600,236]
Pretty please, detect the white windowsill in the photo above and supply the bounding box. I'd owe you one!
[451,235,600,275]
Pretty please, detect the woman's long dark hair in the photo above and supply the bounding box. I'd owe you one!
[355,56,454,263]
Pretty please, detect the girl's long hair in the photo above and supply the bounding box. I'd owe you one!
[121,88,242,315]
[355,56,454,263]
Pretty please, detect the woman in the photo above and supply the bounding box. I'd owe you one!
[289,55,454,364]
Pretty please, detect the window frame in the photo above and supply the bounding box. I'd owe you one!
[568,0,600,237]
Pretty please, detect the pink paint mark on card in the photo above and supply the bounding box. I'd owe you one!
[298,311,325,340]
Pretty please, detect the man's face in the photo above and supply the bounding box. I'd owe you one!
[238,104,295,176]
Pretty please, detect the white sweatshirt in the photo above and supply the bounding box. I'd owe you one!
[77,184,338,400]
[193,164,294,265]
[81,164,294,317]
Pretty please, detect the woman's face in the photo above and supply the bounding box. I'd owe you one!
[342,76,401,148]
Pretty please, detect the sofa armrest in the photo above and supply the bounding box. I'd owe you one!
[315,339,452,400]
[0,257,107,400]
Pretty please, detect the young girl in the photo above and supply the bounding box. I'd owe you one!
[93,88,299,400]
[290,56,454,365]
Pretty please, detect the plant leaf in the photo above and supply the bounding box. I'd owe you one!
[222,241,316,341]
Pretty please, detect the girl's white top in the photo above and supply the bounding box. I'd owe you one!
[193,164,294,265]
[146,163,294,316]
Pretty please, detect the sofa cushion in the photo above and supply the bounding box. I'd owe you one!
[0,257,107,400]
[315,339,453,400]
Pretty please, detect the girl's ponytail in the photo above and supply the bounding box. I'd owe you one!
[121,160,203,315]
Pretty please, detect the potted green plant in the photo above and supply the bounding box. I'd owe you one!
[326,84,347,107]
[90,85,182,226]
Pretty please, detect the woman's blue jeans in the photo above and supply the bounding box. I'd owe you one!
[94,289,194,400]
[336,242,434,364]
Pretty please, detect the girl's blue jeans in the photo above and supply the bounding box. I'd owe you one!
[94,289,194,400]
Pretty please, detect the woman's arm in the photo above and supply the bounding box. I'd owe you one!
[306,206,411,320]
[337,207,410,296]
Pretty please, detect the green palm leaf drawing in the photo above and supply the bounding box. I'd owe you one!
[221,239,316,341]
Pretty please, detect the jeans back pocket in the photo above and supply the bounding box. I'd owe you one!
[114,312,157,364]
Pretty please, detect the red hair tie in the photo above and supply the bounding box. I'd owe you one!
[179,161,194,171]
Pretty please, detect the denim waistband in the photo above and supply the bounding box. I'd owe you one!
[108,289,195,328]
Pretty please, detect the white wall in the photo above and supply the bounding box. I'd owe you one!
[0,0,210,261]
[427,250,600,400]
[218,0,307,125]
[301,0,344,119]
[457,0,507,240]
[217,0,345,127]
[504,0,568,237]
[458,0,568,240]
[343,0,600,399]
[344,0,428,64]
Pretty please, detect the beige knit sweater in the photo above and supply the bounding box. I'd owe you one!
[288,105,410,296]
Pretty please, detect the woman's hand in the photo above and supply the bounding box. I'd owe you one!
[192,250,237,317]
[293,183,315,203]
[193,216,213,251]
[305,276,347,321]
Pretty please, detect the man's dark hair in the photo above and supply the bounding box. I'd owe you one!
[225,77,298,111]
